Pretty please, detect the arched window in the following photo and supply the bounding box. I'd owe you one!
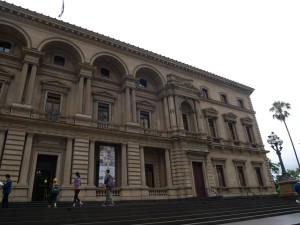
[0,41,12,53]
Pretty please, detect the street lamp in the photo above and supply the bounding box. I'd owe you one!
[267,132,288,181]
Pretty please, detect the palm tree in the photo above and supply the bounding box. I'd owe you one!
[270,101,300,170]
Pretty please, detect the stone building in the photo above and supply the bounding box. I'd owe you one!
[0,1,276,202]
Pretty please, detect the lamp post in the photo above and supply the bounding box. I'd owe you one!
[267,132,288,181]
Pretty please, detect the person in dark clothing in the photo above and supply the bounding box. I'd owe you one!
[102,169,114,206]
[1,174,12,208]
[294,180,300,203]
[48,178,60,208]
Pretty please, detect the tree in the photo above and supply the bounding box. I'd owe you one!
[270,101,300,170]
[286,168,300,179]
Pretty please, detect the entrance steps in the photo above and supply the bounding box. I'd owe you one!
[1,195,299,224]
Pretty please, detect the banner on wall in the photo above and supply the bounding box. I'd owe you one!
[98,146,115,186]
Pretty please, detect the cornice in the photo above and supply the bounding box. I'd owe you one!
[0,1,254,94]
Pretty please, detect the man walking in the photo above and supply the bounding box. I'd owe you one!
[102,169,114,206]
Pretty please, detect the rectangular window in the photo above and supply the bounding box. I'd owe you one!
[100,68,110,78]
[208,118,217,137]
[0,41,11,53]
[140,111,150,128]
[221,94,227,103]
[237,166,246,187]
[228,122,237,140]
[245,125,254,143]
[53,55,65,66]
[139,79,147,88]
[255,167,264,186]
[216,165,226,187]
[45,92,61,113]
[98,103,109,122]
[202,88,208,98]
[237,99,244,108]
[182,114,189,131]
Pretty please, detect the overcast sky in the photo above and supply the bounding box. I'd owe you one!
[3,0,300,170]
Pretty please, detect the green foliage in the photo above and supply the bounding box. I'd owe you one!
[268,158,280,175]
[286,168,300,179]
[269,101,291,122]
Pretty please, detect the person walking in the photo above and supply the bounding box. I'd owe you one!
[72,172,83,207]
[1,174,12,208]
[48,178,60,208]
[102,169,114,206]
[294,180,300,203]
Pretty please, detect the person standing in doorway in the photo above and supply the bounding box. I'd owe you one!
[102,169,114,206]
[1,174,12,208]
[72,172,83,207]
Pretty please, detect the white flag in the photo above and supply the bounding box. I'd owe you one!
[58,0,64,18]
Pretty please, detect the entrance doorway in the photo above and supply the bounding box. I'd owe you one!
[192,162,206,197]
[32,154,57,201]
[145,164,154,188]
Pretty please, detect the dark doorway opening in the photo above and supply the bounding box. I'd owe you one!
[192,162,206,198]
[145,164,154,188]
[32,154,57,201]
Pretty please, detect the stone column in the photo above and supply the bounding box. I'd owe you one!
[16,62,29,103]
[168,95,177,129]
[85,77,91,115]
[0,82,9,106]
[25,64,38,105]
[164,149,173,188]
[125,87,131,122]
[0,130,6,163]
[140,145,146,187]
[77,76,84,114]
[88,140,95,187]
[18,133,34,185]
[131,88,137,123]
[62,138,73,186]
[163,97,170,129]
[192,112,198,132]
[195,100,204,132]
[121,144,128,186]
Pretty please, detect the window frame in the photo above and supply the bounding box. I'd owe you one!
[237,98,244,108]
[97,102,110,122]
[0,41,12,53]
[216,164,226,187]
[236,165,247,187]
[255,166,264,186]
[53,55,66,67]
[44,91,62,113]
[100,68,110,78]
[139,78,148,88]
[201,88,209,99]
[220,93,228,103]
[140,110,150,128]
